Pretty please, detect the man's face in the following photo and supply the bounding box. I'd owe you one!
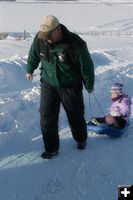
[47,25,62,44]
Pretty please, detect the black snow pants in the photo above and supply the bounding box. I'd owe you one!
[40,81,87,152]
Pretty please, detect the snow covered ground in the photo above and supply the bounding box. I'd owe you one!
[0,1,133,200]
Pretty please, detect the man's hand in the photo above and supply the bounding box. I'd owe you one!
[26,73,33,81]
[88,88,95,93]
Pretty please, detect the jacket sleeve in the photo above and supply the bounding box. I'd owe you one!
[118,98,131,117]
[78,43,95,90]
[110,98,131,117]
[26,36,40,74]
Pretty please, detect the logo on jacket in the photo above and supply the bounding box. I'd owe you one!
[40,53,45,56]
[58,53,65,62]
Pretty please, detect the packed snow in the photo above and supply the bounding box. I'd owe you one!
[0,1,133,200]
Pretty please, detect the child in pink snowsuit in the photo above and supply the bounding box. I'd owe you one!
[91,83,132,129]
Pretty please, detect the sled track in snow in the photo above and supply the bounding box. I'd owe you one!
[0,127,72,170]
[0,126,104,170]
[1,122,128,170]
[0,152,41,170]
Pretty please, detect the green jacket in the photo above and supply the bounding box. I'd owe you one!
[27,24,94,90]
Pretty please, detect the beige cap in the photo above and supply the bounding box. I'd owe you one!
[38,15,59,39]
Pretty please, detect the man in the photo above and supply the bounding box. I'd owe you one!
[26,15,95,159]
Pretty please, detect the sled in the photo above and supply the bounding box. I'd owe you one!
[87,121,129,137]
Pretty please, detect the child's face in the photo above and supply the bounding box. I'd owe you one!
[111,91,119,99]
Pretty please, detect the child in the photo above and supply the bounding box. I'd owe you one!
[91,83,132,129]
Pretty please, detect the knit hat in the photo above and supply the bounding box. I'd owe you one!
[110,83,124,93]
[38,15,59,39]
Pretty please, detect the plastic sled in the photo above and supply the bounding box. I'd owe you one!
[87,121,129,137]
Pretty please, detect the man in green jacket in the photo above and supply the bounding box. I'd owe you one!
[26,15,95,159]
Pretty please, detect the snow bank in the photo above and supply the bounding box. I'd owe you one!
[0,47,132,137]
[0,55,38,93]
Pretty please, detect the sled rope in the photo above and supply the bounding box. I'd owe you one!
[93,93,105,115]
[89,93,92,119]
[89,93,105,117]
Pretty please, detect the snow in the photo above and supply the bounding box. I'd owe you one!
[0,1,133,200]
[1,1,133,32]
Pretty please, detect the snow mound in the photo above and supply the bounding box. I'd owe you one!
[0,55,37,93]
[0,87,40,134]
[91,51,112,67]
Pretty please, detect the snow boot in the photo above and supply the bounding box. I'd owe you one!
[91,118,101,126]
[41,151,59,159]
[77,141,87,150]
